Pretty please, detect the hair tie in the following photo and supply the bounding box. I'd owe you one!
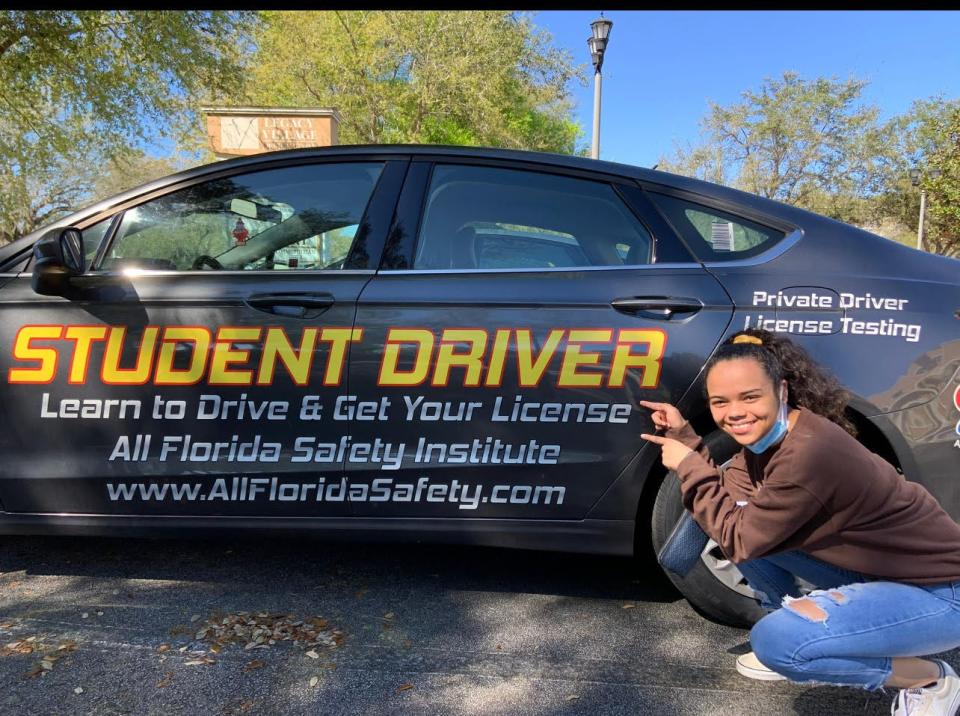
[732,334,763,346]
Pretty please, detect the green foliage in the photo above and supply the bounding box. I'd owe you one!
[0,10,257,242]
[926,106,960,249]
[92,153,182,206]
[659,72,960,257]
[659,73,897,221]
[877,98,960,256]
[243,11,584,153]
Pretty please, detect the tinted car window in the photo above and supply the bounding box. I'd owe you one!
[99,163,383,271]
[414,165,653,270]
[81,217,112,265]
[647,192,785,262]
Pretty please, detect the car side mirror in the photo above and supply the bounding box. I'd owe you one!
[32,227,85,296]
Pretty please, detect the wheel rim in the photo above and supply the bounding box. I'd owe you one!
[700,538,761,599]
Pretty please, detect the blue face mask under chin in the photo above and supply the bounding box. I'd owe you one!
[746,388,789,454]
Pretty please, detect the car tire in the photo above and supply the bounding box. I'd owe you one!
[649,430,768,628]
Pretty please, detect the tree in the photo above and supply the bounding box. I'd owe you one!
[876,98,960,257]
[242,11,583,153]
[659,72,897,226]
[0,11,257,242]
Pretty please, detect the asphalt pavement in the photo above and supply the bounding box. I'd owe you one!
[0,534,954,715]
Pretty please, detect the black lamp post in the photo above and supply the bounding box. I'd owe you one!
[588,15,613,159]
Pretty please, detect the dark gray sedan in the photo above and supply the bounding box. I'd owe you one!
[0,145,957,625]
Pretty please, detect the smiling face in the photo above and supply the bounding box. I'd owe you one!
[706,357,786,446]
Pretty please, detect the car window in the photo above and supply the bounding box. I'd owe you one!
[81,218,112,266]
[98,163,383,271]
[647,192,785,262]
[414,165,653,270]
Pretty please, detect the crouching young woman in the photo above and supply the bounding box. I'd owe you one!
[640,329,960,716]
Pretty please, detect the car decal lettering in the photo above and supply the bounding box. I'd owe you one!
[9,325,666,389]
[742,289,922,343]
[105,475,566,511]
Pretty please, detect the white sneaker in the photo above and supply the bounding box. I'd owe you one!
[735,651,787,681]
[890,661,960,716]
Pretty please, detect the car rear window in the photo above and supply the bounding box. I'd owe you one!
[647,192,786,262]
[414,165,653,270]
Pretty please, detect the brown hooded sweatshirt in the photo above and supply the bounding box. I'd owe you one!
[668,408,960,584]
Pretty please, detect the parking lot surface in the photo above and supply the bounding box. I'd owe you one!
[1,535,955,715]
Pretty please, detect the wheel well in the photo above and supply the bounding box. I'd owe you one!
[845,408,902,472]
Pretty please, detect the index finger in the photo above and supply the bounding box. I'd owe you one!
[637,400,671,410]
[640,433,668,444]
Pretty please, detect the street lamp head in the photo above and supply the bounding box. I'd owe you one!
[588,16,612,73]
[930,168,942,181]
[591,15,613,42]
[587,36,603,70]
[909,168,921,186]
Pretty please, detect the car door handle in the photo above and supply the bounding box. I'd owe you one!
[246,293,335,317]
[611,297,704,319]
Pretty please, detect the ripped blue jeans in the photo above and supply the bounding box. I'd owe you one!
[738,550,960,690]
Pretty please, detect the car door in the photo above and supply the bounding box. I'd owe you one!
[345,159,734,520]
[0,158,406,518]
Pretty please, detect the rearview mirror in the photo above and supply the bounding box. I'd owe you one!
[230,198,283,224]
[230,198,259,220]
[32,227,85,296]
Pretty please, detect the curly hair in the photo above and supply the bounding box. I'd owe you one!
[703,328,857,436]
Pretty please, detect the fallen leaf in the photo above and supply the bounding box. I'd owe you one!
[96,611,104,616]
[157,644,170,653]
[156,673,173,688]
[243,660,264,672]
[25,664,43,679]
[566,695,580,701]
[305,650,319,659]
[355,590,367,598]
[190,614,202,623]
[309,676,319,687]
[74,687,84,695]
[396,683,414,692]
[185,656,215,666]
[40,660,54,671]
[383,612,395,620]
[622,603,636,609]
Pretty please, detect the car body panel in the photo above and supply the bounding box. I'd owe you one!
[0,144,956,548]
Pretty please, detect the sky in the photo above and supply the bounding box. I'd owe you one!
[534,10,960,168]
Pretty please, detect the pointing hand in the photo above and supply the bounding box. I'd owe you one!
[640,432,694,472]
[638,400,688,431]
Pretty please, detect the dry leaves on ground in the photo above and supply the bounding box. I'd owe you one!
[3,637,78,679]
[396,683,414,692]
[187,612,344,658]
